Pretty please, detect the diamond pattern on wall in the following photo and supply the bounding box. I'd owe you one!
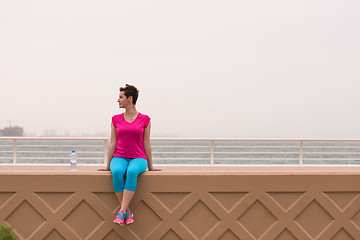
[93,192,120,213]
[350,209,360,228]
[4,174,360,240]
[267,192,304,212]
[218,229,239,240]
[275,228,297,240]
[35,192,74,212]
[0,192,16,208]
[330,228,355,240]
[102,230,124,240]
[63,200,104,239]
[180,200,220,239]
[209,192,248,212]
[44,228,65,240]
[295,199,334,238]
[160,229,182,240]
[152,192,190,212]
[5,200,46,239]
[238,200,277,239]
[324,192,359,211]
[128,200,163,239]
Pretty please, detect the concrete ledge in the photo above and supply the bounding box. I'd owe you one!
[3,164,360,172]
[2,166,360,239]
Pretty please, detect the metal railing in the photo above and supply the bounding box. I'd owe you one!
[0,137,108,165]
[151,138,360,165]
[1,137,360,165]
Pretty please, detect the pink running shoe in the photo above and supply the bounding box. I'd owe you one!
[125,209,134,225]
[114,210,126,226]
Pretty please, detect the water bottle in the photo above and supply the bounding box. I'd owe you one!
[70,150,77,172]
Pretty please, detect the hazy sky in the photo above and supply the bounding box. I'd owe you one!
[1,0,360,138]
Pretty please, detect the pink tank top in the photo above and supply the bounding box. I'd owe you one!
[112,113,151,159]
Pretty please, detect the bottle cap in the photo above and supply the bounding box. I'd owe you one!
[72,150,75,153]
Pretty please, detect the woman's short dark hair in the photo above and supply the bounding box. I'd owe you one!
[120,84,139,105]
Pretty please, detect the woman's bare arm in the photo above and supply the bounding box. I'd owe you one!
[98,122,117,171]
[144,121,161,171]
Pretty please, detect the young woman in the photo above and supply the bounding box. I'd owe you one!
[98,84,160,226]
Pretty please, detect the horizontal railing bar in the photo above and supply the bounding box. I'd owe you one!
[214,152,360,155]
[153,158,210,160]
[4,145,360,149]
[303,146,360,149]
[215,158,360,161]
[214,158,300,160]
[152,146,360,149]
[0,137,108,140]
[16,151,104,154]
[3,137,360,141]
[214,152,299,154]
[14,145,105,148]
[303,152,360,155]
[215,146,360,149]
[0,151,13,153]
[153,152,211,154]
[151,138,360,141]
[303,158,360,161]
[16,157,104,160]
[214,146,300,148]
[152,146,209,148]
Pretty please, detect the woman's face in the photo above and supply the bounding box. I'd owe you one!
[118,91,131,108]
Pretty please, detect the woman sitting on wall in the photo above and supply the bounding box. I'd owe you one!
[98,84,160,226]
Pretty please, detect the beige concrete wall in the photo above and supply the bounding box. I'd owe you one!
[1,170,360,239]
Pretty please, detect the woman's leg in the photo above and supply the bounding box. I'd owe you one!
[115,192,123,205]
[121,190,136,211]
[121,158,148,210]
[110,157,128,205]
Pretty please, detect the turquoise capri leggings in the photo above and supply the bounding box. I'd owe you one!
[110,157,148,192]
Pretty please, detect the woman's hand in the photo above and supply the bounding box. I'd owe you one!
[97,167,110,171]
[148,166,161,171]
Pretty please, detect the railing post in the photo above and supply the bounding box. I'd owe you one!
[104,139,108,165]
[13,139,17,164]
[299,140,303,165]
[210,140,215,165]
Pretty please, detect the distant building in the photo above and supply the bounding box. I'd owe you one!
[0,126,24,136]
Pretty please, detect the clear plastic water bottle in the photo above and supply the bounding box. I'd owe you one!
[70,150,77,172]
